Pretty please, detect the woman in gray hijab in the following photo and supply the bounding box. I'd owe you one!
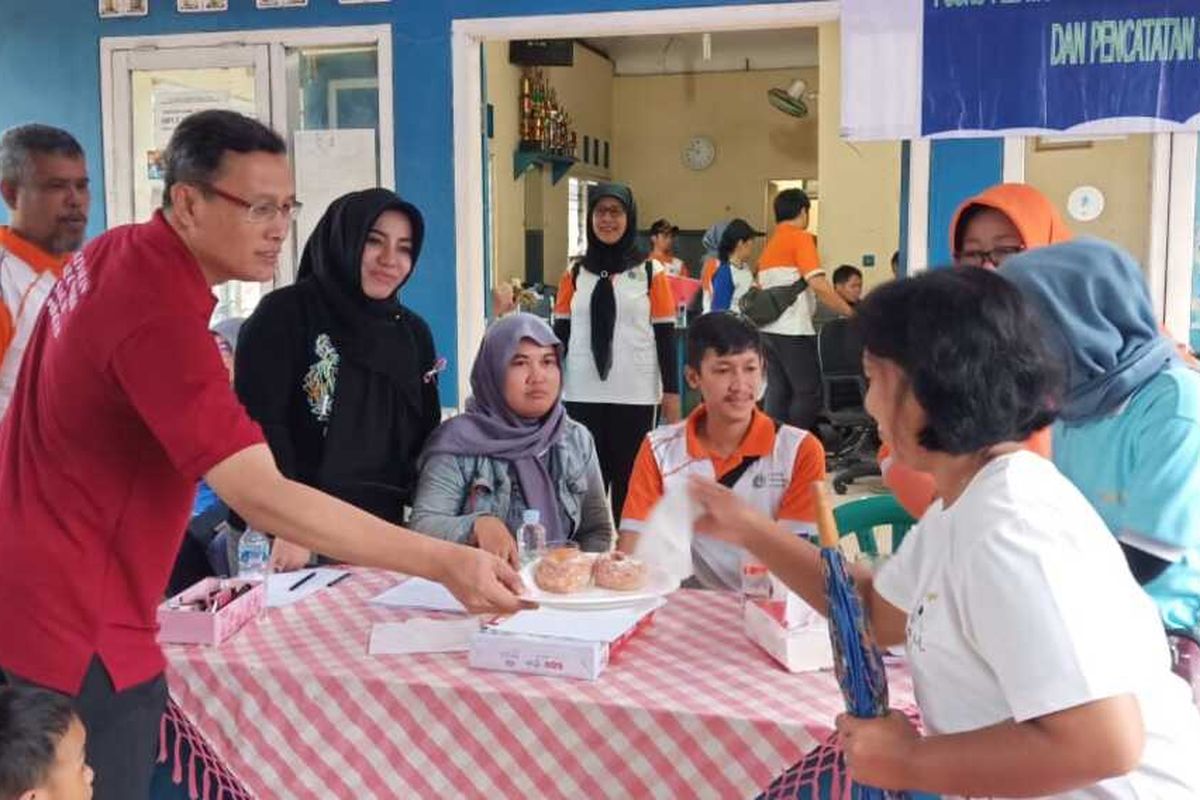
[409,314,613,564]
[1002,238,1200,702]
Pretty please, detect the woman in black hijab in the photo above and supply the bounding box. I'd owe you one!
[236,188,441,569]
[552,182,680,521]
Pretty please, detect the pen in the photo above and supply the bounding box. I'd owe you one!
[327,572,352,588]
[288,571,316,592]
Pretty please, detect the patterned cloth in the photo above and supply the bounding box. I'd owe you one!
[757,708,933,800]
[159,698,252,800]
[164,569,916,799]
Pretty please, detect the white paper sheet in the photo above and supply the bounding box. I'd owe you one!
[489,601,662,643]
[632,482,698,586]
[266,568,348,608]
[368,619,479,655]
[293,129,378,252]
[369,577,465,613]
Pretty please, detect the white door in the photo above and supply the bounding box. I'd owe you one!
[108,44,273,322]
[104,27,395,323]
[110,45,271,225]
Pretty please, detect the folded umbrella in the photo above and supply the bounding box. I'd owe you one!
[758,485,921,800]
[813,481,902,800]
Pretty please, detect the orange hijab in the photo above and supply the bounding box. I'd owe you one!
[881,184,1065,519]
[884,182,1195,518]
[949,183,1073,255]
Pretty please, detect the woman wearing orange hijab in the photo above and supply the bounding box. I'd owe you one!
[882,183,1197,518]
[881,184,1066,517]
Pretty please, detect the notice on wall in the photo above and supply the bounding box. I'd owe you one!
[178,0,229,12]
[98,0,147,18]
[153,88,237,148]
[293,129,379,249]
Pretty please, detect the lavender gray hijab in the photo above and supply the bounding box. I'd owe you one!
[420,314,567,542]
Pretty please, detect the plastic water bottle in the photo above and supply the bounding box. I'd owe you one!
[741,555,772,607]
[237,527,271,583]
[517,509,547,567]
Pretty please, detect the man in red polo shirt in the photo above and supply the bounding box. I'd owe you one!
[0,110,524,799]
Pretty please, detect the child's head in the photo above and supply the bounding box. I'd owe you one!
[685,313,765,424]
[648,218,678,254]
[0,688,92,800]
[854,267,1060,470]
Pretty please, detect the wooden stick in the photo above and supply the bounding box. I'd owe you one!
[812,481,841,549]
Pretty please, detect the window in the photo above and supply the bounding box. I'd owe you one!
[567,176,598,260]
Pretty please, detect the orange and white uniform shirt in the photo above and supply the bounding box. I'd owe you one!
[621,406,825,590]
[553,264,676,405]
[755,224,824,336]
[0,227,67,418]
[699,256,719,312]
[649,255,689,278]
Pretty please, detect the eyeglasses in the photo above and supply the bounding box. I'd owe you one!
[197,183,302,224]
[956,245,1025,268]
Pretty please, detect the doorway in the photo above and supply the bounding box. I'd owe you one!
[101,25,394,322]
[451,3,846,404]
[1004,132,1197,344]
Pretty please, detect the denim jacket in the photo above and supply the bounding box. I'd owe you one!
[408,419,613,552]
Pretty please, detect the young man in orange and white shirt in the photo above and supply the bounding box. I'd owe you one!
[0,124,90,418]
[647,218,689,277]
[756,189,852,431]
[618,312,826,590]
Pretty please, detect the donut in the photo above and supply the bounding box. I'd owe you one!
[534,547,594,594]
[594,552,648,592]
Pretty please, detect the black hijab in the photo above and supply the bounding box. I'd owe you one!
[289,188,435,519]
[580,182,640,380]
[296,188,426,382]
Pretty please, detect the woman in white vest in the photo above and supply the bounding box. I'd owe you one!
[552,182,680,521]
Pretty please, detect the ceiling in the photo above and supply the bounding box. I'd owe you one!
[582,28,819,76]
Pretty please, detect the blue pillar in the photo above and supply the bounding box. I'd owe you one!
[927,138,1004,267]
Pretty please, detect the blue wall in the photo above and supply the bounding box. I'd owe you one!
[927,138,1004,267]
[0,0,803,401]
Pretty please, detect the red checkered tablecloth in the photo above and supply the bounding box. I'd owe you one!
[164,568,914,799]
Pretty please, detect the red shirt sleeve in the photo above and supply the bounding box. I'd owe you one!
[111,315,264,482]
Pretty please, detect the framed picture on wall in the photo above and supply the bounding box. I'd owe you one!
[98,0,148,17]
[256,0,307,7]
[338,0,389,4]
[178,0,228,11]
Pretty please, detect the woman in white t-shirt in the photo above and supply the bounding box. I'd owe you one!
[688,266,1200,798]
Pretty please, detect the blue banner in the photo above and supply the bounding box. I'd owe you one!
[923,0,1200,135]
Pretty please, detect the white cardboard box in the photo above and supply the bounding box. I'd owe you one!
[469,630,610,681]
[743,599,834,673]
[468,607,656,681]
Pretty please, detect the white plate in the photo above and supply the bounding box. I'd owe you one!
[519,556,678,610]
